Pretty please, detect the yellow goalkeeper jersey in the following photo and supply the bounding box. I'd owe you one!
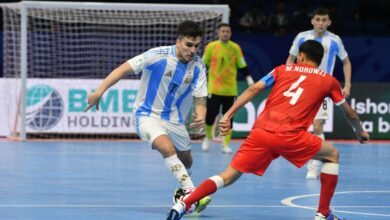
[202,40,247,96]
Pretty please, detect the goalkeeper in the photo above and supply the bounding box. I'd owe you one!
[201,23,254,154]
[84,20,210,213]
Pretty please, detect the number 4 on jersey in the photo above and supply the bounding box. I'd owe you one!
[283,75,307,105]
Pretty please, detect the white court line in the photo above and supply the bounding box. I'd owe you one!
[0,204,388,209]
[281,190,390,217]
[0,205,288,208]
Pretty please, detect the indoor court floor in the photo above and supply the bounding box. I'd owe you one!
[0,139,389,220]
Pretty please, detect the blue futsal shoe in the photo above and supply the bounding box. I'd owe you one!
[166,202,185,220]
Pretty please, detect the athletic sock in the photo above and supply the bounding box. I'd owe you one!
[205,124,213,140]
[315,133,325,140]
[183,175,224,211]
[317,163,339,216]
[164,154,194,188]
[223,129,232,146]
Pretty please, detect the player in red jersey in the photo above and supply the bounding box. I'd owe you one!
[166,40,369,220]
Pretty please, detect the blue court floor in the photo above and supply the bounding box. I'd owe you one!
[0,139,389,220]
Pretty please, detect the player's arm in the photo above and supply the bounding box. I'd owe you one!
[342,56,352,97]
[190,96,207,132]
[240,66,255,85]
[219,79,267,136]
[190,97,207,132]
[286,34,300,64]
[330,77,368,143]
[236,45,254,86]
[338,102,369,143]
[202,44,212,67]
[84,62,134,112]
[190,63,208,132]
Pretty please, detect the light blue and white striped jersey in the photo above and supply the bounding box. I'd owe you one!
[289,30,348,74]
[128,45,207,125]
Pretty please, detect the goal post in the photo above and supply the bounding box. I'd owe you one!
[0,1,229,140]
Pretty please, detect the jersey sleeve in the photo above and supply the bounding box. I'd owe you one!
[335,35,348,60]
[235,44,247,69]
[192,63,208,97]
[260,68,276,89]
[127,47,160,74]
[288,34,301,56]
[329,77,345,105]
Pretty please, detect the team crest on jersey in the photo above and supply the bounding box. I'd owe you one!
[184,76,192,84]
[165,71,173,77]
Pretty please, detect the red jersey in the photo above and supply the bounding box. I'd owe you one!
[253,63,345,132]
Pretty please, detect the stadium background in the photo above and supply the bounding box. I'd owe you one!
[0,0,389,139]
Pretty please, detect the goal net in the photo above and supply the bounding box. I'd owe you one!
[0,1,229,140]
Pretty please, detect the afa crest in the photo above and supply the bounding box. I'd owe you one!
[184,76,192,84]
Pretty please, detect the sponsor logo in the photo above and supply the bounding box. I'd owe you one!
[26,85,63,130]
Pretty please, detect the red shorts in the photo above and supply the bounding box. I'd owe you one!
[231,128,322,176]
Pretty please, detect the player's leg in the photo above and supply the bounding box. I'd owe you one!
[153,135,195,188]
[220,96,235,154]
[136,116,195,188]
[307,99,328,180]
[203,94,221,151]
[312,141,345,220]
[306,119,325,179]
[167,128,274,220]
[168,121,212,213]
[278,131,343,219]
[166,166,242,220]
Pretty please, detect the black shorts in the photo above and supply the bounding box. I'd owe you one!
[206,94,235,127]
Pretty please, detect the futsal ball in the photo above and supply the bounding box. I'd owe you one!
[172,187,198,214]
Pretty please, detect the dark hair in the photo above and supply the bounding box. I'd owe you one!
[298,40,324,66]
[177,20,204,39]
[217,23,230,29]
[312,7,330,17]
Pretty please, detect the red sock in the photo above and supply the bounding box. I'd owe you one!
[183,179,217,211]
[317,172,338,216]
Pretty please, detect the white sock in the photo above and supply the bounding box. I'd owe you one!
[164,154,194,188]
[209,175,224,188]
[321,163,339,175]
[315,133,325,140]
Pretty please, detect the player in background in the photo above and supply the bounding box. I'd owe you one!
[202,23,254,154]
[286,7,352,180]
[166,40,369,220]
[84,20,211,213]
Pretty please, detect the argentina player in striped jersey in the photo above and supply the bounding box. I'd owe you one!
[286,7,352,180]
[85,20,211,213]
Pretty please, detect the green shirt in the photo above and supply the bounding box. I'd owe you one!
[202,40,247,96]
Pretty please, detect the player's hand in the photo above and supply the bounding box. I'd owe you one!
[219,116,231,136]
[356,131,369,144]
[189,114,205,133]
[84,93,101,112]
[342,86,351,98]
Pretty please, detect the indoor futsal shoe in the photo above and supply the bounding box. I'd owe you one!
[166,202,185,220]
[195,195,212,213]
[222,145,233,154]
[202,138,212,151]
[315,211,346,220]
